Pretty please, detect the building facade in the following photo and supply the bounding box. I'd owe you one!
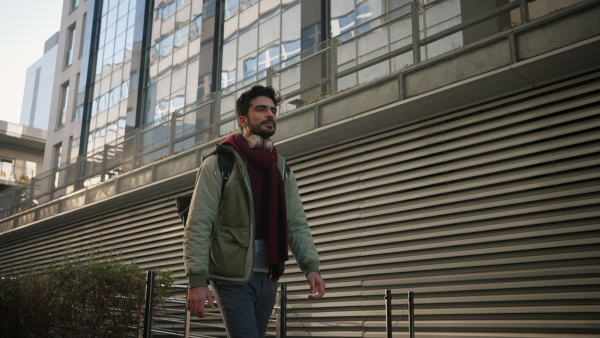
[20,33,60,130]
[1,0,599,336]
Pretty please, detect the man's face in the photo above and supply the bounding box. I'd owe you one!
[242,96,277,139]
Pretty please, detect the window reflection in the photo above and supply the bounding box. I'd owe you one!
[174,25,189,47]
[330,0,383,40]
[220,1,301,89]
[144,0,202,124]
[221,70,236,90]
[224,0,239,20]
[190,14,202,39]
[87,0,138,154]
[281,40,300,65]
[301,23,321,52]
[159,35,174,56]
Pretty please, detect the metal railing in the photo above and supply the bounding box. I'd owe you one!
[0,164,35,185]
[0,0,592,226]
[143,274,416,338]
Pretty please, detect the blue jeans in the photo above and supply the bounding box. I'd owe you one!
[213,272,279,338]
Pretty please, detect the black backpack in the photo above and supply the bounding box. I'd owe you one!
[175,150,233,227]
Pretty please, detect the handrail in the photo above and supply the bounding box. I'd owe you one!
[150,281,416,338]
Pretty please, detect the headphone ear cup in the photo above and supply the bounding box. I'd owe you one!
[253,135,263,149]
[264,139,274,153]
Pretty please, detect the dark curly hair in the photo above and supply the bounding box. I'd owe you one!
[236,85,282,130]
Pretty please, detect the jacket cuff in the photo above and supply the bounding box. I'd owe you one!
[189,272,208,288]
[302,261,320,277]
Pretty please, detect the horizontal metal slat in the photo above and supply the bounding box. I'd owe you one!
[294,86,600,182]
[298,110,600,193]
[289,73,600,172]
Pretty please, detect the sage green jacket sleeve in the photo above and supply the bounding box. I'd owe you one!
[284,166,320,276]
[183,155,222,287]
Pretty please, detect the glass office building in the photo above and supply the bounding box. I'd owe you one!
[51,0,507,186]
[66,0,415,166]
[85,0,137,154]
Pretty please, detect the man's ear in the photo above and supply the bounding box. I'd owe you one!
[238,116,247,129]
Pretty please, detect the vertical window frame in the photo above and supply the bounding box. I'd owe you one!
[64,24,76,68]
[57,82,70,129]
[72,74,80,122]
[70,0,80,13]
[79,13,87,59]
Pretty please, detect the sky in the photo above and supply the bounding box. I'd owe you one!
[0,0,63,124]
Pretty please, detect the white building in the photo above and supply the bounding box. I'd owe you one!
[20,33,60,130]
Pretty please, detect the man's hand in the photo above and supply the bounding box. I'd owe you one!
[186,286,216,318]
[307,271,326,299]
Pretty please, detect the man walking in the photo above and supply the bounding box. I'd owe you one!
[183,85,325,337]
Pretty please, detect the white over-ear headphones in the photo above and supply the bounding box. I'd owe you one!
[243,134,274,153]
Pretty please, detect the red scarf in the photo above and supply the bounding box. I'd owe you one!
[221,134,289,275]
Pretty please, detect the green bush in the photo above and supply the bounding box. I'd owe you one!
[0,257,173,337]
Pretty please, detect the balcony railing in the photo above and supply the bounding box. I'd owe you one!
[0,164,35,185]
[0,0,594,226]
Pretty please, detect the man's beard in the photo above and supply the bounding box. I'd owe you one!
[248,119,276,139]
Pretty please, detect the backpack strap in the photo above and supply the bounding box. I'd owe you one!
[177,149,234,227]
[284,163,291,180]
[216,150,234,194]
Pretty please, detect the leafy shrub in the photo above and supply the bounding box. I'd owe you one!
[0,256,172,337]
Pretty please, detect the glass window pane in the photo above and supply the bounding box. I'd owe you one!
[128,9,136,27]
[118,0,129,18]
[107,7,118,27]
[238,26,257,57]
[224,0,239,20]
[222,39,237,74]
[174,25,189,47]
[260,0,280,18]
[171,66,186,92]
[281,4,299,40]
[106,23,117,42]
[114,32,126,53]
[190,14,202,39]
[259,14,279,48]
[331,0,355,38]
[125,26,134,51]
[156,76,171,102]
[243,56,257,79]
[117,15,128,34]
[160,34,174,56]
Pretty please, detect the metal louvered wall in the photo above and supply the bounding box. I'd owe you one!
[279,71,600,337]
[0,73,598,337]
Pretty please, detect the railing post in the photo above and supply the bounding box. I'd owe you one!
[101,145,109,182]
[411,0,421,64]
[143,270,156,338]
[133,128,141,168]
[385,290,392,338]
[75,154,84,189]
[184,305,191,338]
[266,67,274,88]
[278,283,287,338]
[29,178,36,209]
[184,286,191,338]
[212,91,221,139]
[408,291,415,338]
[329,38,338,94]
[49,167,57,200]
[519,0,529,24]
[169,112,177,156]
